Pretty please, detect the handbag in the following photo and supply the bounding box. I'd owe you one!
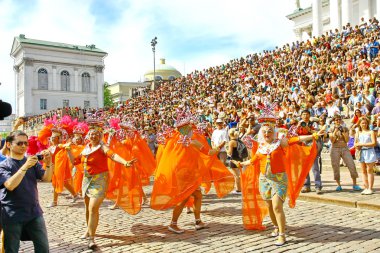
[355,149,362,160]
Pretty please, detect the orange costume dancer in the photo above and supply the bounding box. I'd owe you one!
[232,103,321,246]
[38,118,78,207]
[106,118,155,213]
[70,123,89,195]
[66,118,137,250]
[151,109,234,234]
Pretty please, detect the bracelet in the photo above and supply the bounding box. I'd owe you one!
[312,132,319,140]
[21,169,28,172]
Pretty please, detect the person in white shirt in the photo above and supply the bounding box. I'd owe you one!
[211,118,229,165]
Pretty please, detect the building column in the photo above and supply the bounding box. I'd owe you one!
[294,28,302,41]
[377,0,380,19]
[341,0,353,26]
[294,0,301,10]
[52,66,57,90]
[23,59,34,116]
[312,0,323,37]
[359,0,370,23]
[330,0,341,31]
[74,68,80,92]
[95,65,104,108]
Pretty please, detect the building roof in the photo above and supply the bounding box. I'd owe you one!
[144,58,182,76]
[286,0,329,20]
[11,34,107,55]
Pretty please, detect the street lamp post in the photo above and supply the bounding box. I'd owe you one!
[151,37,158,90]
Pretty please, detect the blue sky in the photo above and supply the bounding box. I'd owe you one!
[0,0,310,111]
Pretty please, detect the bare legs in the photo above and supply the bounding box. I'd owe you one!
[168,189,205,232]
[231,167,242,192]
[50,182,78,207]
[266,194,286,245]
[82,196,104,249]
[361,162,375,193]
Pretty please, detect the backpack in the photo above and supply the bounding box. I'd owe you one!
[236,138,248,160]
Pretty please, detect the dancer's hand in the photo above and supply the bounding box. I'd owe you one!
[124,158,137,167]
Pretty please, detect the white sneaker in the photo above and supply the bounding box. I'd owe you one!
[365,189,374,195]
[361,189,369,195]
[232,190,242,195]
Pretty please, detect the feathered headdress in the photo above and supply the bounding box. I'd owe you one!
[73,122,89,136]
[38,115,69,145]
[119,116,137,131]
[86,110,105,132]
[175,109,196,128]
[257,102,277,127]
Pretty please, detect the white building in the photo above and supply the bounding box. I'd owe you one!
[0,114,15,134]
[287,0,380,41]
[108,82,150,103]
[10,34,107,116]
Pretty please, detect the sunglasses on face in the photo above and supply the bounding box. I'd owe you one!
[14,141,29,147]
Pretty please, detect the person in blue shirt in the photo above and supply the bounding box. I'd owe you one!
[0,131,53,253]
[0,154,6,163]
[369,37,380,62]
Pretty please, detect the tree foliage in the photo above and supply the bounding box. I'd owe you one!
[103,82,113,107]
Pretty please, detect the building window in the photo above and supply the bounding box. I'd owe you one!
[82,72,91,92]
[168,76,176,81]
[155,76,163,81]
[40,99,47,110]
[38,68,48,90]
[61,70,70,91]
[63,99,69,107]
[84,100,90,109]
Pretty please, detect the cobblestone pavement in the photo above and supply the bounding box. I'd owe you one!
[11,182,380,253]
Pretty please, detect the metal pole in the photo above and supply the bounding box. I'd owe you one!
[151,37,157,90]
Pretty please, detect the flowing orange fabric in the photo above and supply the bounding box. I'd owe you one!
[71,145,85,194]
[150,131,234,210]
[193,132,235,197]
[52,148,72,193]
[107,134,154,215]
[131,134,156,186]
[286,138,317,208]
[150,132,202,210]
[241,138,317,230]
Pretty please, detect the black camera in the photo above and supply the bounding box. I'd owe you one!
[338,126,344,132]
[300,121,307,127]
[36,154,44,161]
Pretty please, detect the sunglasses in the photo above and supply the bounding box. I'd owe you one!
[14,141,29,147]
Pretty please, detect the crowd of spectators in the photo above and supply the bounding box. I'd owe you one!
[20,17,380,169]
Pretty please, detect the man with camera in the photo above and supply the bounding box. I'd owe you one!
[298,110,323,194]
[0,130,53,252]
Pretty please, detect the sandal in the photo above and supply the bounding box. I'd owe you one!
[80,232,89,240]
[46,201,57,208]
[195,219,208,230]
[108,205,119,210]
[270,226,279,237]
[71,195,80,203]
[168,221,184,234]
[88,237,97,249]
[275,233,286,246]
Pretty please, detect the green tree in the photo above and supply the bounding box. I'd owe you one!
[103,82,113,107]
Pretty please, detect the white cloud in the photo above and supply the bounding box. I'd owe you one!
[0,0,298,112]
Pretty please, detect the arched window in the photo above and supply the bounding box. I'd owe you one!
[61,70,70,91]
[168,76,176,81]
[82,72,91,92]
[155,76,163,81]
[38,68,48,90]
